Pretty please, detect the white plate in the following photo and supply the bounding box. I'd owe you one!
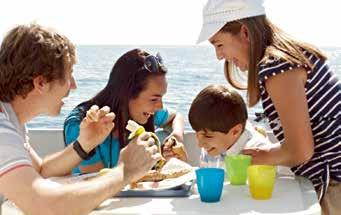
[48,158,196,192]
[124,169,196,191]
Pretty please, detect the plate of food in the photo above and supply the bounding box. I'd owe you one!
[48,158,195,197]
[116,181,194,197]
[123,120,195,193]
[125,158,195,191]
[116,158,195,197]
[50,121,195,197]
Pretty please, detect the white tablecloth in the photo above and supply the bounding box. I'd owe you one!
[2,175,321,215]
[90,175,320,215]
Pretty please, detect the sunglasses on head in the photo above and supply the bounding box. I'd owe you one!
[140,52,167,73]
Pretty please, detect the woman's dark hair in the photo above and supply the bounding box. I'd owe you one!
[75,49,167,148]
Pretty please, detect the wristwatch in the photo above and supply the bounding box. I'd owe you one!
[73,140,96,160]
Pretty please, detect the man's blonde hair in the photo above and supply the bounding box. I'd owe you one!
[0,24,76,102]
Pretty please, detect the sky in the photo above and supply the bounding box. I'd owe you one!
[1,0,340,47]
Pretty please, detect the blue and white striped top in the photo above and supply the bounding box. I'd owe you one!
[257,51,341,200]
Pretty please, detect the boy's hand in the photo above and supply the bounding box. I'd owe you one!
[78,105,116,152]
[162,136,188,162]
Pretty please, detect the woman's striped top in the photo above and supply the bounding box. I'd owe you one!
[257,51,341,200]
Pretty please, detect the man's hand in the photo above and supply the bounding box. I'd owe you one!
[118,132,162,183]
[162,136,188,161]
[78,105,116,152]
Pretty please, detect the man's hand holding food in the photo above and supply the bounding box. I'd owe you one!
[119,132,162,183]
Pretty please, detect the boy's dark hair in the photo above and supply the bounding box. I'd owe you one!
[188,84,248,133]
[0,24,76,102]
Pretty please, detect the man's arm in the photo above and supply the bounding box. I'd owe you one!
[0,165,125,215]
[0,132,161,215]
[24,142,43,172]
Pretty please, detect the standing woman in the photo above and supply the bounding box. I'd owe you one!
[197,0,340,214]
[64,49,186,174]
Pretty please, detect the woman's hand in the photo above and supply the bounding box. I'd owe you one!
[162,136,188,162]
[242,142,299,167]
[242,148,270,165]
[78,105,116,152]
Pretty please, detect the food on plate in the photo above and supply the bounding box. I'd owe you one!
[84,158,194,191]
[126,121,192,189]
[137,168,191,182]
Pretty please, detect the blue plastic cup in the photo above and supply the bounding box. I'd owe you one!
[195,168,225,203]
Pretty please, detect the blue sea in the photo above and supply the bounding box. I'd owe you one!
[27,45,341,131]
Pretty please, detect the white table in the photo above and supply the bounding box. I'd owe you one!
[2,175,321,215]
[89,175,321,215]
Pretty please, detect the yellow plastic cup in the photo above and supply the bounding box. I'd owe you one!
[247,165,276,200]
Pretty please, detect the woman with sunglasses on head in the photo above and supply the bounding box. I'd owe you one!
[197,0,340,214]
[63,49,186,174]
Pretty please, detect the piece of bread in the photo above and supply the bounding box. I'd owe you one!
[136,168,191,182]
[137,170,166,182]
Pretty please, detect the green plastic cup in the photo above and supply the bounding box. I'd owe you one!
[247,165,276,200]
[224,154,251,185]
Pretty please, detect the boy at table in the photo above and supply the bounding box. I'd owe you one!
[188,84,271,167]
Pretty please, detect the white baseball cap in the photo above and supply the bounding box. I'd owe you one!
[197,0,265,44]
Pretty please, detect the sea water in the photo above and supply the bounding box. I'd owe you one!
[28,45,341,130]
